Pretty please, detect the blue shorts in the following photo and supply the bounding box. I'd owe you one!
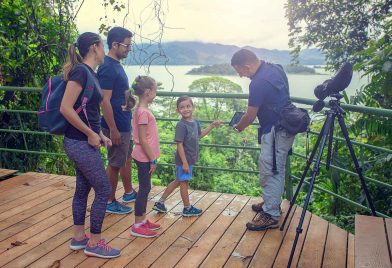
[176,165,193,181]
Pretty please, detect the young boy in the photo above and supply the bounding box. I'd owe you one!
[153,96,222,216]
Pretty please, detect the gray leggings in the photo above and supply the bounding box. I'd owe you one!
[134,160,152,216]
[64,137,111,234]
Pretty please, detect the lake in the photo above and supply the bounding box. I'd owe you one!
[124,65,368,98]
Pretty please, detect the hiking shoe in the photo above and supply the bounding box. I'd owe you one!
[246,211,279,231]
[106,200,133,214]
[142,219,161,230]
[130,224,158,238]
[153,202,167,213]
[122,191,137,203]
[70,234,90,250]
[251,201,264,212]
[84,239,121,259]
[182,205,202,217]
[251,201,283,215]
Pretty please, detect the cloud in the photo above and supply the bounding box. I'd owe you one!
[75,0,290,49]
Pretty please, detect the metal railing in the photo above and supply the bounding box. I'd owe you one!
[0,86,391,218]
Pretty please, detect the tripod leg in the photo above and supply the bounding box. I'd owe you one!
[326,117,335,170]
[336,114,377,216]
[287,113,334,268]
[280,114,330,231]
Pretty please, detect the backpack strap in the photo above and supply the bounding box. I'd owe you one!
[262,63,291,114]
[74,64,98,129]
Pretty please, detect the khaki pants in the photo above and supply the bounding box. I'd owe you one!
[259,126,295,219]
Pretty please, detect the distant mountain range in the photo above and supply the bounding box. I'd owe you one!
[119,41,325,65]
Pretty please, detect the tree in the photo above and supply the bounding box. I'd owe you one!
[285,0,392,224]
[0,0,78,171]
[188,77,244,120]
[286,0,391,69]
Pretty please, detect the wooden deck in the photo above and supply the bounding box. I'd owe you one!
[0,171,356,268]
[0,169,17,179]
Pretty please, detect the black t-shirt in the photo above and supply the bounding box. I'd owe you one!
[64,64,103,140]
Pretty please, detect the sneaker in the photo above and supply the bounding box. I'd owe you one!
[246,211,279,231]
[106,200,133,214]
[142,219,161,230]
[182,205,202,217]
[152,202,167,213]
[251,201,282,214]
[84,239,121,259]
[122,191,137,203]
[70,234,90,250]
[130,224,158,238]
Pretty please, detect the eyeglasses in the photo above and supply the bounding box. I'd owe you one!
[116,42,132,49]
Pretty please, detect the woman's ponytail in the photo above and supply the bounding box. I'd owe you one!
[62,32,101,80]
[63,43,83,80]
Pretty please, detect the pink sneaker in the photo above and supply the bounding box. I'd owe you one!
[143,220,161,230]
[130,224,158,238]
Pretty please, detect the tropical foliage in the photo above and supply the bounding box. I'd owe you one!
[286,0,392,229]
[0,0,78,171]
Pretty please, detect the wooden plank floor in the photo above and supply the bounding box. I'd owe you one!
[355,215,391,268]
[0,169,18,179]
[0,171,354,268]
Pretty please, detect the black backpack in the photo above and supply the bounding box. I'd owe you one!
[265,63,310,135]
[38,64,96,135]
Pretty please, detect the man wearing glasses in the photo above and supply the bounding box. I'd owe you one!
[99,27,137,214]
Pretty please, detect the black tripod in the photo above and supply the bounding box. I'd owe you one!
[280,93,377,268]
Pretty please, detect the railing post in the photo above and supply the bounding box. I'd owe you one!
[16,113,28,151]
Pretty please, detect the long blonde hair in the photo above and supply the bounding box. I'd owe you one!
[63,32,101,80]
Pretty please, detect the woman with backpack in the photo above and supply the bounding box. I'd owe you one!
[60,32,121,258]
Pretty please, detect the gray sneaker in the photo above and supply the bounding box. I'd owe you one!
[70,234,89,250]
[84,239,121,259]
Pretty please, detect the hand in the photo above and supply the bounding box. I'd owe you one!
[232,124,240,133]
[99,133,112,148]
[182,162,190,173]
[211,120,223,128]
[110,128,121,145]
[87,132,101,149]
[149,163,157,174]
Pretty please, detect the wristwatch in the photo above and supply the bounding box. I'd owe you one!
[150,159,158,164]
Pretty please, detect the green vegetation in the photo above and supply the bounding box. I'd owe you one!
[0,0,77,172]
[187,63,316,76]
[286,0,392,228]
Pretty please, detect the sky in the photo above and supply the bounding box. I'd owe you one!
[75,0,291,50]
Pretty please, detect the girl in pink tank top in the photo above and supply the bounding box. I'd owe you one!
[129,75,161,238]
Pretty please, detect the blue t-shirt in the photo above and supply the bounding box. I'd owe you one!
[248,61,290,134]
[98,56,132,132]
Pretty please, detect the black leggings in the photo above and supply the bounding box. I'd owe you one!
[134,160,152,216]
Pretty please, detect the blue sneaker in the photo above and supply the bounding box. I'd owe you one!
[122,191,137,203]
[152,202,167,213]
[70,234,89,250]
[84,239,121,259]
[182,205,202,217]
[106,200,133,214]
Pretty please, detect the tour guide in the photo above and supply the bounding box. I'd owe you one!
[231,48,295,230]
